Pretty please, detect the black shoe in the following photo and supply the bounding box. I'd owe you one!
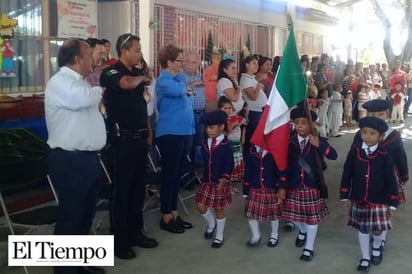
[371,247,383,265]
[204,224,216,239]
[300,249,314,261]
[80,266,106,274]
[267,237,279,248]
[131,234,158,248]
[114,248,136,260]
[380,240,386,252]
[175,216,193,229]
[295,231,307,247]
[246,237,261,248]
[160,219,185,233]
[284,221,295,232]
[211,238,224,248]
[357,259,371,273]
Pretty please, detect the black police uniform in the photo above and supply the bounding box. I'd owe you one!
[100,61,148,253]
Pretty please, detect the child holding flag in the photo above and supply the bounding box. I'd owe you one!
[282,107,337,261]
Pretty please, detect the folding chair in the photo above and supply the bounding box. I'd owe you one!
[145,146,199,216]
[93,151,113,232]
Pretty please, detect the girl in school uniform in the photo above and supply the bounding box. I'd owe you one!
[243,145,285,248]
[196,110,234,248]
[341,116,398,273]
[282,107,337,261]
[218,96,248,183]
[352,99,408,251]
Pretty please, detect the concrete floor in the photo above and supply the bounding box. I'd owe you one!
[1,120,412,274]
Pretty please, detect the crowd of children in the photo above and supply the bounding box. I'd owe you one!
[193,95,408,273]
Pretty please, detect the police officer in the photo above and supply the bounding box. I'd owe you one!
[100,34,158,260]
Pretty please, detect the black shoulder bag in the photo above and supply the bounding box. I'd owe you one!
[297,150,328,199]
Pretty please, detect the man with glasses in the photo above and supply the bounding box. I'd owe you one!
[100,34,158,260]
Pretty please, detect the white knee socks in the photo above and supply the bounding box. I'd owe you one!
[248,219,261,242]
[305,224,318,252]
[270,219,279,240]
[358,231,371,263]
[201,209,216,232]
[215,218,226,241]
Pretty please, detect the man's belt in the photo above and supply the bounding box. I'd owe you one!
[117,128,148,140]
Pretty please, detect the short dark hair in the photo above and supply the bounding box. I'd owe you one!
[57,38,88,68]
[115,33,140,57]
[157,44,183,69]
[101,38,110,45]
[86,38,102,48]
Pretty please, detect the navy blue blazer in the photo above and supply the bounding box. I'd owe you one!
[243,146,286,196]
[340,143,398,208]
[201,136,234,183]
[287,133,337,190]
[353,129,408,182]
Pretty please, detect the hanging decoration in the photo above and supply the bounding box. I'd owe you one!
[0,13,18,78]
[205,30,214,64]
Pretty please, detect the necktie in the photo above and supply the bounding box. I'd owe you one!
[366,147,372,156]
[300,139,306,153]
[210,138,217,150]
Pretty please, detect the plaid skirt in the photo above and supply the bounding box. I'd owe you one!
[195,182,232,209]
[245,188,281,221]
[395,169,407,204]
[348,201,391,232]
[231,141,244,181]
[281,187,329,225]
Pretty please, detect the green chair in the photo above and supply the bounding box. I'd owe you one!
[0,128,57,236]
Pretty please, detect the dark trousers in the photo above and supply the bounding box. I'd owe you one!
[156,135,190,214]
[111,138,147,251]
[243,110,262,155]
[188,110,205,164]
[47,148,101,274]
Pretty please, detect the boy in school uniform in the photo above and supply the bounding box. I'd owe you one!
[282,107,337,261]
[243,145,285,248]
[341,116,398,273]
[196,110,234,248]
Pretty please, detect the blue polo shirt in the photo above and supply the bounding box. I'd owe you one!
[155,69,195,137]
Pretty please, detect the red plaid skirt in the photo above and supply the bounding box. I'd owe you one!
[348,201,391,232]
[245,188,281,222]
[195,182,232,209]
[281,187,329,225]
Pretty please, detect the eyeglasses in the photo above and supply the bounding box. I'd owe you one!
[174,59,183,63]
[120,34,132,49]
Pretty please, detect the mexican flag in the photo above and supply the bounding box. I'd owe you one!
[250,26,306,171]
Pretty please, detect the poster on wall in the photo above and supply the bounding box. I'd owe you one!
[57,0,98,38]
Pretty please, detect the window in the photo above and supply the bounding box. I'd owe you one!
[0,0,66,94]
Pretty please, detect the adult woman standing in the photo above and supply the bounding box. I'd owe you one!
[217,59,244,114]
[204,52,222,111]
[239,55,267,155]
[255,56,274,97]
[156,44,195,233]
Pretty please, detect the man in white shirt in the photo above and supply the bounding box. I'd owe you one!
[45,38,106,274]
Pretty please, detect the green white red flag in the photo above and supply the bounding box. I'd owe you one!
[250,26,307,171]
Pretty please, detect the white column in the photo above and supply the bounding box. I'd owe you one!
[42,0,50,86]
[139,0,155,67]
